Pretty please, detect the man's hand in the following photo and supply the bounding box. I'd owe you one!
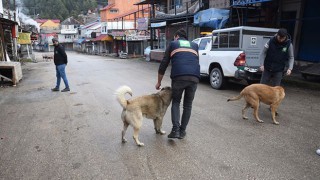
[155,82,161,90]
[259,66,264,72]
[286,69,292,76]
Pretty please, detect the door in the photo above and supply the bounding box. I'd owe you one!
[198,37,212,74]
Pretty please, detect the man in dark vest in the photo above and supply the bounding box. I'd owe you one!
[260,28,294,86]
[155,29,200,139]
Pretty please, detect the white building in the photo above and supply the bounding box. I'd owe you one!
[58,17,81,51]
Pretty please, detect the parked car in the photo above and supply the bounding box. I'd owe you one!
[193,26,278,89]
[144,46,151,61]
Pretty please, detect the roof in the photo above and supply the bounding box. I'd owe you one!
[100,3,115,11]
[93,34,113,42]
[88,23,101,30]
[75,38,86,44]
[80,21,100,29]
[35,19,60,23]
[111,7,149,20]
[134,0,163,5]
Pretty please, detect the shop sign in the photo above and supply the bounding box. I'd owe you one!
[110,30,125,37]
[151,21,166,28]
[137,18,148,31]
[18,33,31,44]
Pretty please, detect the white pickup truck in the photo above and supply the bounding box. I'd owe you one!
[193,26,278,89]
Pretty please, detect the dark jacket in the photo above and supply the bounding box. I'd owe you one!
[54,44,68,66]
[158,37,200,82]
[264,36,291,72]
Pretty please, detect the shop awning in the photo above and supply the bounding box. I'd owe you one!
[93,34,113,42]
[76,38,86,44]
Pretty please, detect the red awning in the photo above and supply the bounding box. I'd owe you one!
[93,34,113,42]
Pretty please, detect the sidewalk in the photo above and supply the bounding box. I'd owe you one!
[283,69,320,91]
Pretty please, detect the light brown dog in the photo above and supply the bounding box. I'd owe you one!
[116,85,172,146]
[227,84,285,125]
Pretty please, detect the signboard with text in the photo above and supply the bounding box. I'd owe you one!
[18,33,31,44]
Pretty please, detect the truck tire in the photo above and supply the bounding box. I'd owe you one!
[209,67,226,89]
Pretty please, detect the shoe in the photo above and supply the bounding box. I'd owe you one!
[51,87,59,91]
[167,131,180,139]
[178,131,186,139]
[316,149,320,156]
[61,88,70,92]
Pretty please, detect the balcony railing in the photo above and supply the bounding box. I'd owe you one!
[154,0,201,19]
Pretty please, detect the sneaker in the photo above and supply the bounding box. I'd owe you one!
[316,149,320,156]
[167,131,180,139]
[51,87,59,91]
[178,131,186,139]
[61,88,70,92]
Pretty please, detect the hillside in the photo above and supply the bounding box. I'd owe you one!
[20,0,103,21]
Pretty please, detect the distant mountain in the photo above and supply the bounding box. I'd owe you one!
[20,0,101,21]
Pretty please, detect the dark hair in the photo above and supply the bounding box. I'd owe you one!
[277,28,288,38]
[174,29,187,39]
[52,38,58,43]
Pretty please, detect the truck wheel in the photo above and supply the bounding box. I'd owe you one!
[209,68,226,89]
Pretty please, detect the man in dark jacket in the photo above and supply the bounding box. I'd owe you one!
[51,38,70,92]
[155,29,200,139]
[259,28,294,86]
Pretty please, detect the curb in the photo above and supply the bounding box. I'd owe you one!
[282,75,320,91]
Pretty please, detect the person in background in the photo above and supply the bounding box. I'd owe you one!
[51,38,70,92]
[155,29,200,139]
[259,28,294,86]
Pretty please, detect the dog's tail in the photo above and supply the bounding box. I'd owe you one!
[115,85,132,109]
[227,94,243,102]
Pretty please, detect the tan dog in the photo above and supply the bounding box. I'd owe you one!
[227,84,285,125]
[116,85,172,146]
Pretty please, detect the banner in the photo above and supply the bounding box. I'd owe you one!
[18,33,31,44]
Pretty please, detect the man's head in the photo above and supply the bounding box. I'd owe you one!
[276,28,288,43]
[174,29,187,40]
[52,38,59,46]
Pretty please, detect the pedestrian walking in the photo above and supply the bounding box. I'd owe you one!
[51,38,70,92]
[259,28,294,86]
[155,29,200,139]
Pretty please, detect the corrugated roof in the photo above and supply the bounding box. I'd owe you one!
[100,3,115,11]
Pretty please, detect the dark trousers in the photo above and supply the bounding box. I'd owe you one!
[260,70,283,86]
[171,80,197,132]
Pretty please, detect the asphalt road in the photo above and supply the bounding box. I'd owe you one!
[0,52,319,179]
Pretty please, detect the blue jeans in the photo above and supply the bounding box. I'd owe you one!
[260,70,283,86]
[171,80,198,132]
[55,64,69,89]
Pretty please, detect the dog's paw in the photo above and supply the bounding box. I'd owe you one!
[122,138,127,143]
[257,119,264,123]
[242,116,248,120]
[137,143,145,147]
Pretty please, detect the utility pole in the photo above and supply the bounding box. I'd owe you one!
[6,0,11,20]
[13,0,16,21]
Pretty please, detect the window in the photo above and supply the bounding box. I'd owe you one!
[216,31,240,48]
[218,32,229,48]
[171,0,182,9]
[110,9,118,13]
[199,38,211,50]
[228,31,240,48]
